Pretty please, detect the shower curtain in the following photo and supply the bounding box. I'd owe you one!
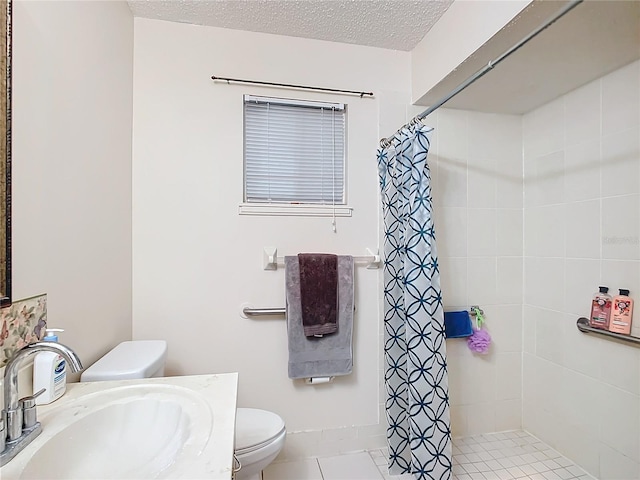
[377,123,451,479]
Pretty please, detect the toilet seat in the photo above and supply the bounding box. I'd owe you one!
[235,408,286,455]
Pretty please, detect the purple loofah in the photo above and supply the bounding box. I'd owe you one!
[467,327,491,354]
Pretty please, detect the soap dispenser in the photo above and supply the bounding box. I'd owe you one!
[33,328,67,405]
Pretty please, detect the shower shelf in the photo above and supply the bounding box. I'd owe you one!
[576,317,640,346]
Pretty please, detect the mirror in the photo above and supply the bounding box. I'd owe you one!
[0,0,10,306]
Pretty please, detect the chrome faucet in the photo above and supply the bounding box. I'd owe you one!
[1,341,83,466]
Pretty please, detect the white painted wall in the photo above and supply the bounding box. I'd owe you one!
[411,0,529,105]
[131,18,410,446]
[131,15,526,451]
[12,0,134,371]
[522,60,640,480]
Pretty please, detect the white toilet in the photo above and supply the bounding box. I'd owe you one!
[234,408,286,480]
[81,340,286,480]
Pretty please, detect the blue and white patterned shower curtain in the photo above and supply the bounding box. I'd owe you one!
[377,123,451,479]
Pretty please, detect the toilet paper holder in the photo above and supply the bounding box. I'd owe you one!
[305,376,334,385]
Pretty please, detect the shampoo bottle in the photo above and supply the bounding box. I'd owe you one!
[33,328,67,405]
[610,289,634,335]
[590,286,612,330]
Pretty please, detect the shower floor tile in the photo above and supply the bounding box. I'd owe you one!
[370,431,596,480]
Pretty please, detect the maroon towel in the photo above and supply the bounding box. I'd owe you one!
[298,253,338,337]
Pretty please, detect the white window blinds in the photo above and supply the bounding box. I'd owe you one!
[244,95,345,204]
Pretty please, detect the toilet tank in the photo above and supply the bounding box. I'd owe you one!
[80,340,167,382]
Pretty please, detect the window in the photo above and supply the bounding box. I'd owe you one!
[243,95,346,209]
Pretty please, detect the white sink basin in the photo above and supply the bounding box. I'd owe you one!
[20,385,211,479]
[1,374,238,480]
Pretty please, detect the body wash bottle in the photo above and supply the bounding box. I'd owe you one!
[610,289,634,335]
[590,286,612,330]
[33,328,67,405]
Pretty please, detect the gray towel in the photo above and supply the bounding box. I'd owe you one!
[285,255,354,379]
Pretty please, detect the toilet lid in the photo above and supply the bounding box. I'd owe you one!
[235,408,286,453]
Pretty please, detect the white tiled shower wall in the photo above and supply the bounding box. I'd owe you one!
[414,107,524,438]
[523,60,640,479]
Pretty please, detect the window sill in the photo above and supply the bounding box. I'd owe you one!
[238,203,353,217]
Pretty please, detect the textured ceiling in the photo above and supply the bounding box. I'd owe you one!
[127,0,454,51]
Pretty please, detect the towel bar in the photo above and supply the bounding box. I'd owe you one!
[242,305,356,318]
[576,317,640,347]
[263,247,380,270]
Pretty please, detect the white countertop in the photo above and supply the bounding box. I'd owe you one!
[1,373,239,479]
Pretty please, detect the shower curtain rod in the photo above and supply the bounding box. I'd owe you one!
[211,75,374,98]
[379,0,584,148]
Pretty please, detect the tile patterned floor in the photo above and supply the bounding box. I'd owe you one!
[370,431,596,480]
[264,431,597,480]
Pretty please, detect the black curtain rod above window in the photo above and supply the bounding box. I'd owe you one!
[211,75,374,98]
